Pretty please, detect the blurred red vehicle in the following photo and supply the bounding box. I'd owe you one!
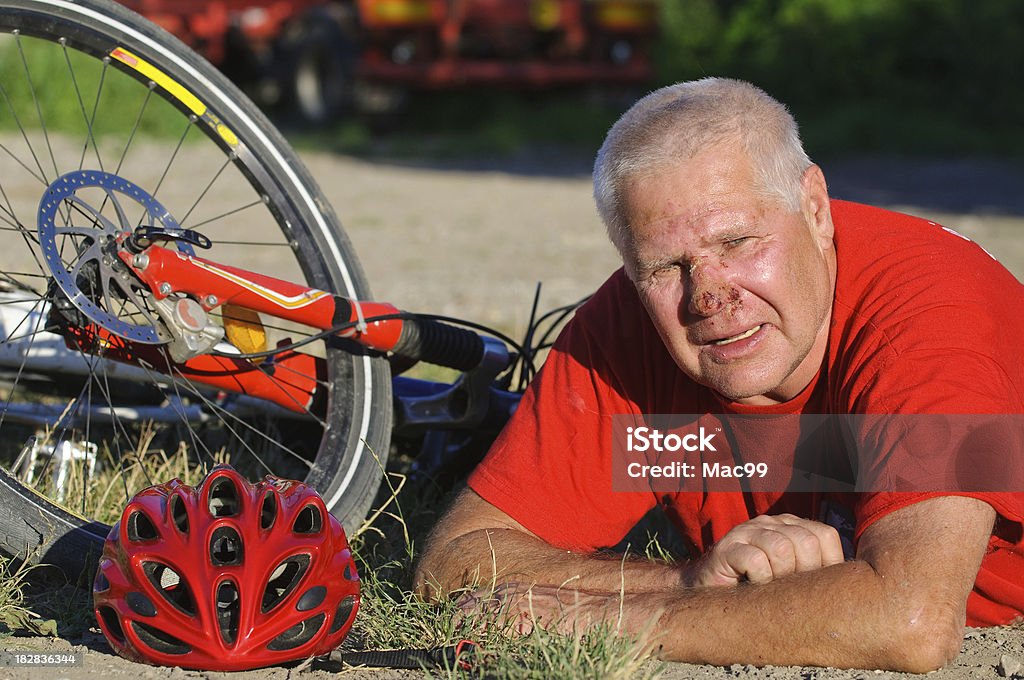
[117,0,657,123]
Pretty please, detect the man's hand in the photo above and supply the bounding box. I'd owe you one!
[687,514,844,587]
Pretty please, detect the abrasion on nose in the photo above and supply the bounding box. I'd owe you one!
[687,260,742,316]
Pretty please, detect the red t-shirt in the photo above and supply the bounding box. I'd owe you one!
[468,200,1024,627]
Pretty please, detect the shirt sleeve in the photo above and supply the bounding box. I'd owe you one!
[467,310,658,552]
[851,350,1024,536]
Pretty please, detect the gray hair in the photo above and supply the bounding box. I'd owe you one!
[593,78,812,253]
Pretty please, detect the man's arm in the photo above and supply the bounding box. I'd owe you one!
[413,488,689,598]
[415,488,844,597]
[416,492,994,672]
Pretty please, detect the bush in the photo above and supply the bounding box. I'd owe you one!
[654,0,1024,156]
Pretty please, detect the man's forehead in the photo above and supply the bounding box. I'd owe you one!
[626,197,768,247]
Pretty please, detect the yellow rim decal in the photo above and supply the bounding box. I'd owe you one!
[110,47,206,116]
[216,123,239,148]
[110,47,239,149]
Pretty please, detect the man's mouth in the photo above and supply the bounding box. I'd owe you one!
[710,325,764,346]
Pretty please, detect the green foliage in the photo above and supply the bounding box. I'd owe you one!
[0,33,189,139]
[0,557,57,637]
[293,89,625,159]
[654,0,1024,156]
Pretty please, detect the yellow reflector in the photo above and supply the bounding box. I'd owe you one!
[222,305,267,358]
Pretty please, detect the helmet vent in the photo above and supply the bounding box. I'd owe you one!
[210,526,244,567]
[216,580,240,645]
[261,554,311,613]
[142,561,196,616]
[97,605,125,643]
[93,571,110,593]
[296,585,326,612]
[260,492,278,530]
[131,621,191,655]
[292,504,322,534]
[126,510,159,542]
[208,477,240,517]
[170,494,189,534]
[267,613,325,651]
[126,591,157,617]
[328,594,356,634]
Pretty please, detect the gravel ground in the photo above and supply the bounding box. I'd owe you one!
[2,144,1024,679]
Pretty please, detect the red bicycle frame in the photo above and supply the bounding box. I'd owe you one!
[67,240,416,415]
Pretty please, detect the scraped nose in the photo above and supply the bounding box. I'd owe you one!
[687,260,736,317]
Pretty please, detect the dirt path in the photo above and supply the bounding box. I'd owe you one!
[3,149,1024,679]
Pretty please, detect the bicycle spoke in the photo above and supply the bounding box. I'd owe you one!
[204,239,294,247]
[0,295,50,433]
[113,84,154,175]
[150,119,194,200]
[0,294,49,304]
[0,270,47,281]
[78,56,109,173]
[168,364,314,473]
[178,157,231,227]
[0,184,47,279]
[0,80,48,185]
[0,323,62,345]
[143,358,223,471]
[62,41,105,173]
[254,359,330,427]
[0,138,46,185]
[187,199,264,231]
[15,33,59,181]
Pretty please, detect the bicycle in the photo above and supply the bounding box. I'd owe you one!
[0,0,575,582]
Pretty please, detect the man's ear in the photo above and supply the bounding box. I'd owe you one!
[801,164,833,243]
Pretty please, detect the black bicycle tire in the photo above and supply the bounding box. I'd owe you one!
[0,0,392,578]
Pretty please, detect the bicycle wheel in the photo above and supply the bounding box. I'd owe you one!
[0,0,392,579]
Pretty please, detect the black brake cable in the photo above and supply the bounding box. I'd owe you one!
[533,296,590,350]
[515,296,589,388]
[209,311,536,383]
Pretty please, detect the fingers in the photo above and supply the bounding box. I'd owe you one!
[771,514,845,567]
[693,514,844,587]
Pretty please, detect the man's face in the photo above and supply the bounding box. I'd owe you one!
[621,143,836,405]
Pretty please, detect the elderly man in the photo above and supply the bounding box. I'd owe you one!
[414,78,1024,672]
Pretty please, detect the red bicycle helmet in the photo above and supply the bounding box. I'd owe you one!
[93,465,359,670]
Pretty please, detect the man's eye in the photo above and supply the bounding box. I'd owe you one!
[726,237,752,248]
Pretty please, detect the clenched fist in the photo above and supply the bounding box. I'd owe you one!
[687,514,844,587]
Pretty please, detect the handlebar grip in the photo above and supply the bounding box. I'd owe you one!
[391,318,485,371]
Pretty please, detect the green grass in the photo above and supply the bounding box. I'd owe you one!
[0,33,199,140]
[348,468,666,679]
[0,556,34,635]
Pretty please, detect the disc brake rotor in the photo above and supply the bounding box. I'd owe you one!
[37,170,194,344]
